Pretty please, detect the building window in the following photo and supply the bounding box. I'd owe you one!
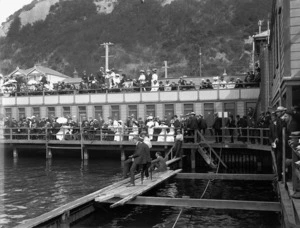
[111,105,120,120]
[94,106,103,121]
[47,107,55,118]
[224,103,235,118]
[184,104,194,115]
[246,102,256,116]
[165,104,174,120]
[18,108,25,120]
[32,107,40,117]
[204,103,214,127]
[63,107,71,118]
[5,108,12,118]
[146,105,155,117]
[128,105,137,119]
[78,106,87,121]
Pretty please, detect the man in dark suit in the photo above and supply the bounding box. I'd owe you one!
[212,112,222,143]
[123,136,151,186]
[187,112,198,142]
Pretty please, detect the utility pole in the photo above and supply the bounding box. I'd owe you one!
[162,61,170,78]
[101,42,114,71]
[199,47,202,78]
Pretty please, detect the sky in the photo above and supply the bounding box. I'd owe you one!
[0,0,32,24]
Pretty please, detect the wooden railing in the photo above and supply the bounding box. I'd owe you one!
[0,126,270,146]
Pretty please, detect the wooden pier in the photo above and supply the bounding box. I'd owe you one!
[95,169,182,208]
[15,167,289,228]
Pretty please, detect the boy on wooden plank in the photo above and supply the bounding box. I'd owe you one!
[150,152,167,173]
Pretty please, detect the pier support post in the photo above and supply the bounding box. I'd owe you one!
[60,211,70,228]
[13,147,18,158]
[121,148,126,161]
[83,148,89,160]
[191,149,196,170]
[179,148,183,168]
[46,148,52,159]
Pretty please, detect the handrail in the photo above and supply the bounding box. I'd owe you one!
[0,126,270,145]
[196,130,227,169]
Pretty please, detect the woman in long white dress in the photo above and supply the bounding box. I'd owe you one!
[56,125,71,141]
[146,116,155,140]
[166,124,175,142]
[114,120,125,141]
[113,120,121,141]
[157,122,168,142]
[129,121,139,141]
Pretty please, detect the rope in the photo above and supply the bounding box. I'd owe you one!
[171,208,183,228]
[172,144,223,228]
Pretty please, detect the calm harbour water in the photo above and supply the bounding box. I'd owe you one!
[0,148,280,228]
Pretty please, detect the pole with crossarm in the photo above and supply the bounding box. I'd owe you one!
[162,61,170,79]
[199,47,202,78]
[101,42,114,71]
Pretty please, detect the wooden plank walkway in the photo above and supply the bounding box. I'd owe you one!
[176,173,275,181]
[105,196,281,212]
[278,183,297,227]
[95,169,182,208]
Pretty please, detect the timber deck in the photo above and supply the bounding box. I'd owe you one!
[95,169,182,208]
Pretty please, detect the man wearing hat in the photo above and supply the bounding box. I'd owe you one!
[178,76,187,90]
[212,112,222,143]
[145,69,152,91]
[186,112,198,142]
[123,135,150,186]
[173,129,183,158]
[96,67,105,85]
[274,106,286,181]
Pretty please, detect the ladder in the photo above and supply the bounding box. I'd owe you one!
[196,130,227,169]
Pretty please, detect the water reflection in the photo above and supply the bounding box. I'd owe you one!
[45,159,52,174]
[1,151,122,227]
[13,157,18,168]
[80,160,89,174]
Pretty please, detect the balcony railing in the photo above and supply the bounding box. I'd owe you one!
[1,85,260,106]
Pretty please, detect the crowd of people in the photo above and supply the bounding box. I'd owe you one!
[0,65,261,96]
[2,103,300,190]
[1,106,274,146]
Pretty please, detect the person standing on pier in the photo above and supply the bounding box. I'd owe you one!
[274,106,287,181]
[123,136,150,187]
[212,112,222,143]
[226,115,236,143]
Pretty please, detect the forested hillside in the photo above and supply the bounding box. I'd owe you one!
[0,0,272,77]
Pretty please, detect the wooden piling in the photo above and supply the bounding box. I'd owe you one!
[13,147,18,158]
[83,148,89,160]
[121,147,126,161]
[191,149,196,169]
[60,211,70,228]
[46,148,52,159]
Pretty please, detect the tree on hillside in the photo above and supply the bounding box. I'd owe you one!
[7,16,21,41]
